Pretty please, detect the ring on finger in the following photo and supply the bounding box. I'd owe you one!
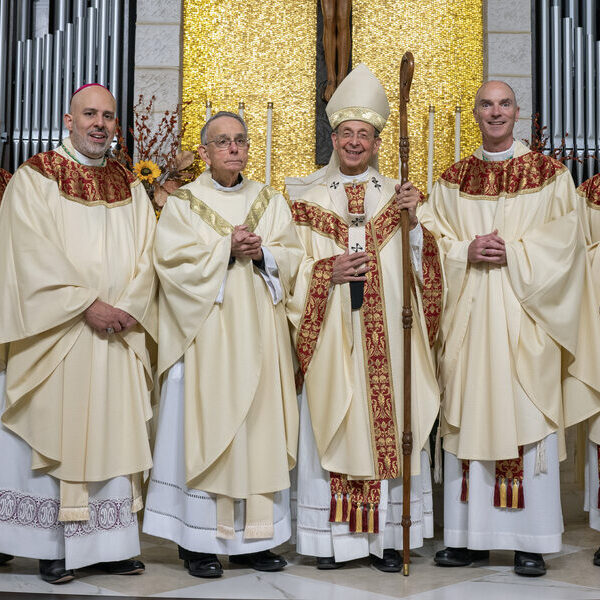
[354,269,359,277]
[482,248,487,256]
[106,327,115,335]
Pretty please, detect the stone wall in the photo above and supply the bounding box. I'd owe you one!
[484,0,534,143]
[133,0,183,140]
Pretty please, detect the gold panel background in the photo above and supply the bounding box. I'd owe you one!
[182,1,483,193]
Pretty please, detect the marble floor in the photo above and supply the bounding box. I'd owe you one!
[1,522,600,599]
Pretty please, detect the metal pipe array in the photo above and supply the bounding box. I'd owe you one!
[538,0,600,184]
[3,0,127,170]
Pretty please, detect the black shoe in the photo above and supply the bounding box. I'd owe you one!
[39,559,75,584]
[0,553,13,566]
[370,548,401,573]
[594,547,600,566]
[229,550,287,572]
[91,559,145,575]
[316,556,345,570]
[434,547,489,567]
[183,554,223,578]
[514,551,546,576]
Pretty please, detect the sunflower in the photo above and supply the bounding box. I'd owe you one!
[134,160,161,183]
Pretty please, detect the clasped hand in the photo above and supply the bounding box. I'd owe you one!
[468,229,507,265]
[230,224,263,262]
[84,299,137,334]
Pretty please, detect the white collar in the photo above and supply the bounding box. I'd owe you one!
[211,174,244,192]
[482,140,515,162]
[338,168,370,184]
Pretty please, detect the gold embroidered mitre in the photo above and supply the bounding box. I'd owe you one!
[325,63,390,133]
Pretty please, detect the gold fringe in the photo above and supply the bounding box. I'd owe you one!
[367,504,375,533]
[499,478,507,508]
[335,493,343,522]
[355,504,363,533]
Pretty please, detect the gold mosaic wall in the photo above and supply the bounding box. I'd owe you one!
[182,1,483,193]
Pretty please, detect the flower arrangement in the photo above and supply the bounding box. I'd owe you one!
[112,95,195,215]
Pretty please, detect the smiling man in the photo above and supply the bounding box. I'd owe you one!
[144,111,303,578]
[286,64,442,572]
[0,83,157,583]
[419,80,586,576]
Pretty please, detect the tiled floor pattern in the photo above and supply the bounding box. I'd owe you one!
[1,523,600,599]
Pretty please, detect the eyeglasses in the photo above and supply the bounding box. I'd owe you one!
[335,130,376,141]
[205,136,250,150]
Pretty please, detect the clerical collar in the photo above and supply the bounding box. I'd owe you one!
[338,168,369,184]
[60,137,107,167]
[211,173,244,192]
[482,141,515,162]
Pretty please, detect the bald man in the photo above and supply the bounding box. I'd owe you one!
[418,81,586,576]
[0,84,157,583]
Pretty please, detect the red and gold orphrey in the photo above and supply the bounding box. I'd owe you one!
[461,447,525,510]
[345,182,366,213]
[441,150,565,198]
[25,151,137,205]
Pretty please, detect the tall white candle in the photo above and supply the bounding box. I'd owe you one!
[265,101,273,185]
[427,105,435,195]
[205,100,212,122]
[238,101,244,119]
[454,105,461,163]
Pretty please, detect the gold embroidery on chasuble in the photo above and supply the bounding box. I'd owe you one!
[172,185,276,236]
[24,151,137,207]
[440,151,565,199]
[345,182,366,214]
[578,174,600,209]
[421,226,443,347]
[293,196,409,533]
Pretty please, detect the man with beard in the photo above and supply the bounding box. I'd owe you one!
[0,84,157,583]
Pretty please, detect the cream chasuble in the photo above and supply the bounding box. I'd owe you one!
[153,170,301,538]
[419,140,588,462]
[0,142,157,520]
[569,174,600,445]
[287,165,441,485]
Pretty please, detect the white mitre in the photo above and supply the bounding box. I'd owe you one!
[285,64,390,200]
[325,63,390,133]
